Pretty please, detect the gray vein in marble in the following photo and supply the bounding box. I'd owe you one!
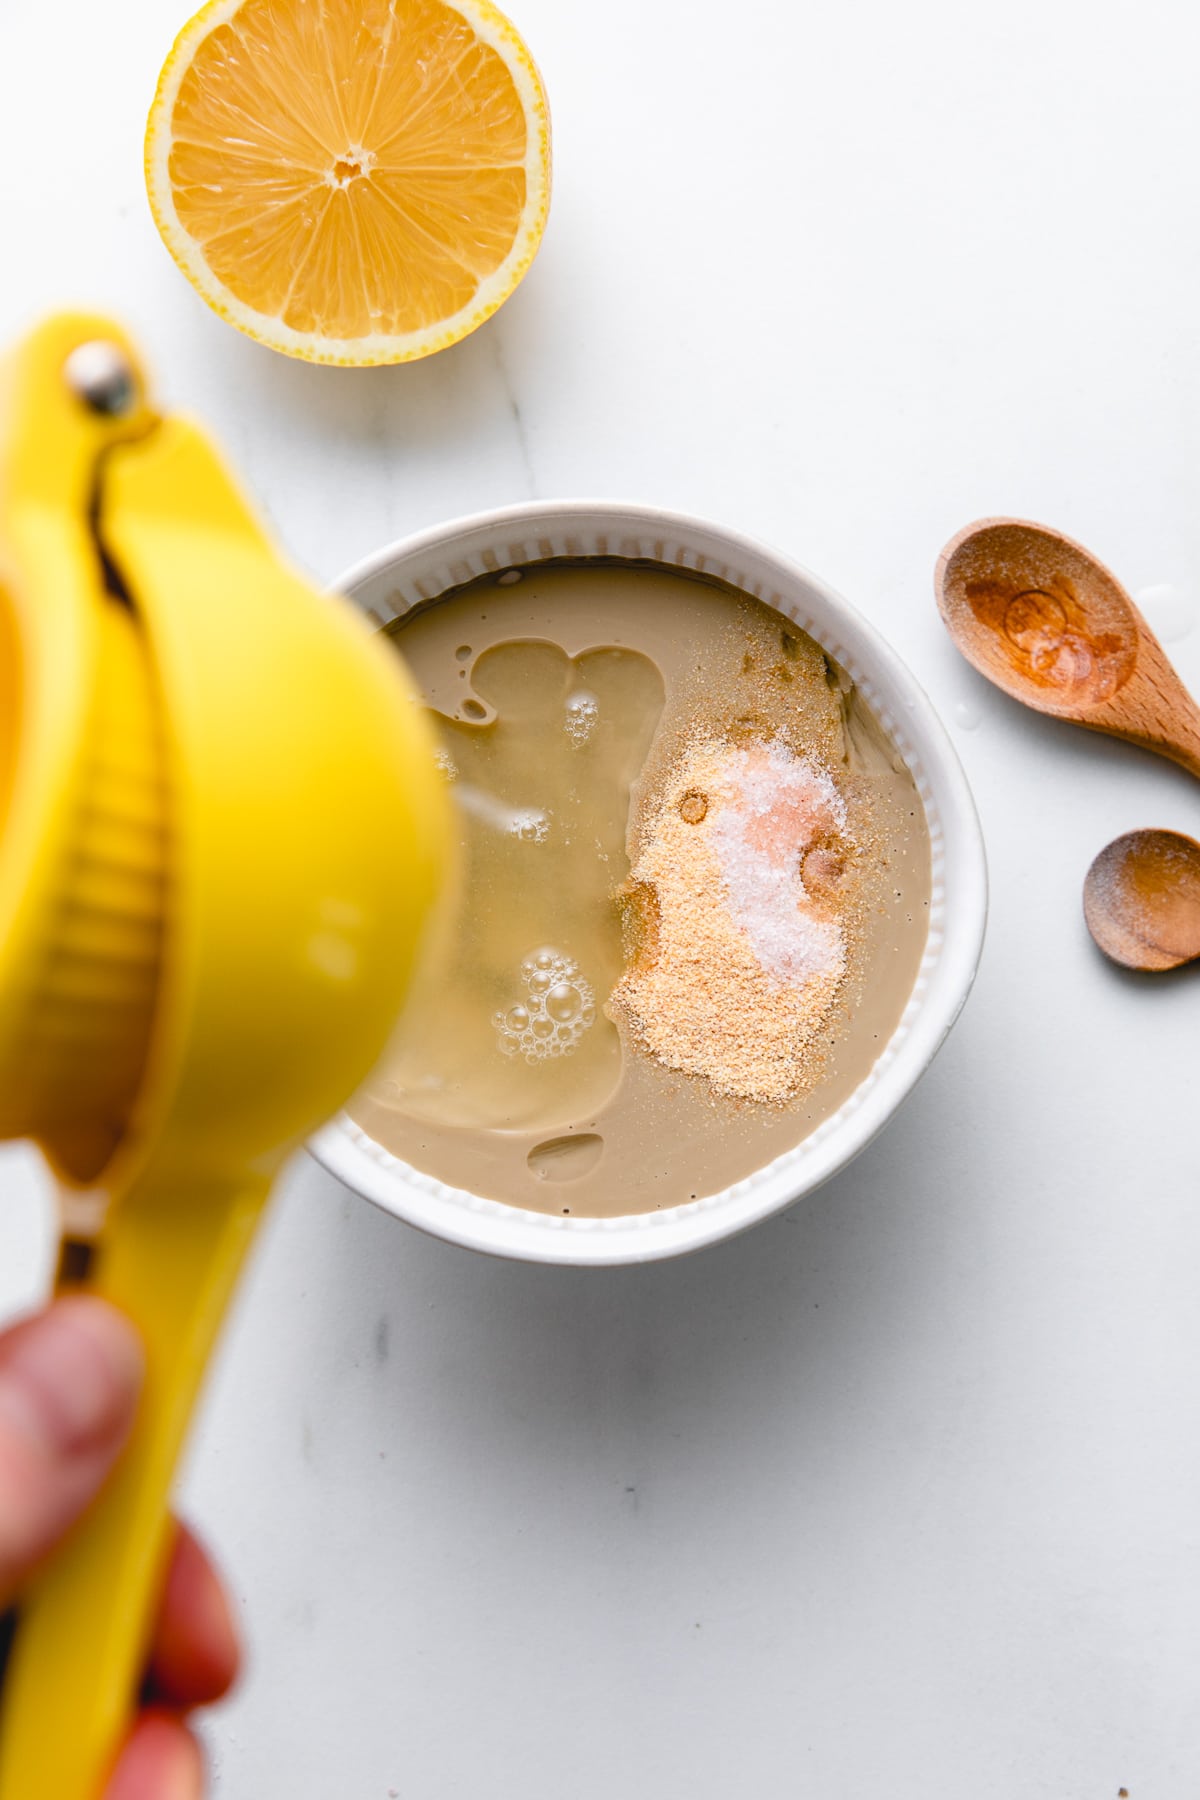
[491,329,537,498]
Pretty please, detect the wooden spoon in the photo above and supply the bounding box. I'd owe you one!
[1083,828,1200,970]
[935,518,1200,778]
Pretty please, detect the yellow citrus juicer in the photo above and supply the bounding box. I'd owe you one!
[0,312,448,1798]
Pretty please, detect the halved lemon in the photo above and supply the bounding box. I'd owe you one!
[146,0,551,365]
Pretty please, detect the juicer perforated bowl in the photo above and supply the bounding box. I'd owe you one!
[311,502,988,1265]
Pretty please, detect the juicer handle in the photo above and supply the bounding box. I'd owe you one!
[0,1170,272,1800]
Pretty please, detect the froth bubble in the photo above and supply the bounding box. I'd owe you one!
[493,949,597,1063]
[510,809,550,844]
[565,690,600,745]
[546,982,581,1022]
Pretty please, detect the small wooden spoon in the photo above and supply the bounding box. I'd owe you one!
[936,518,1200,778]
[1083,829,1200,969]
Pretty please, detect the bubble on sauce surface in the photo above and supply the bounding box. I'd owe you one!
[565,690,600,745]
[494,949,596,1063]
[527,1133,604,1183]
[546,982,582,1022]
[509,808,550,843]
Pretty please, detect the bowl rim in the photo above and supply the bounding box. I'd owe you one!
[310,499,988,1266]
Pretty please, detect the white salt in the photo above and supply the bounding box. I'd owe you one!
[708,741,847,987]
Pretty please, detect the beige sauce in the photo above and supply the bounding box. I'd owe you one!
[350,561,931,1217]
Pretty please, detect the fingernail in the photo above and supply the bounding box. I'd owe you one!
[165,1732,205,1800]
[107,1715,204,1800]
[0,1298,143,1458]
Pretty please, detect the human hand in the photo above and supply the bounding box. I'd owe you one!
[0,1297,240,1798]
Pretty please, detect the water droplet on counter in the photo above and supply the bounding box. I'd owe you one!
[952,701,982,731]
[1134,583,1197,644]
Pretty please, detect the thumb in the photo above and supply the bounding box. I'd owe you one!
[0,1297,144,1604]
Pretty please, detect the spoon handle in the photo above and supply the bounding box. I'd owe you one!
[1127,708,1200,784]
[1159,740,1200,782]
[1098,634,1200,781]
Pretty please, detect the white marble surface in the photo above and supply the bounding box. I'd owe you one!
[4,0,1200,1793]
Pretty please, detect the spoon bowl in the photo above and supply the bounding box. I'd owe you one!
[1083,828,1200,971]
[936,519,1200,778]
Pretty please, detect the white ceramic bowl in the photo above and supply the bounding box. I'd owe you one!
[310,501,987,1265]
